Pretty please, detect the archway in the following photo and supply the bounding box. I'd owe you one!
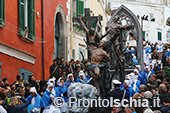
[108,5,144,70]
[54,5,68,60]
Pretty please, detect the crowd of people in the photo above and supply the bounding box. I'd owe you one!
[0,41,170,113]
[0,57,92,113]
[110,41,170,113]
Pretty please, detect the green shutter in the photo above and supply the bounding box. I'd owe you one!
[18,0,25,36]
[158,32,162,41]
[76,0,84,17]
[28,0,35,41]
[0,0,5,27]
[142,31,145,37]
[72,49,75,59]
[19,68,33,81]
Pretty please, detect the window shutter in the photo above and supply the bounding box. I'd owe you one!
[0,0,5,27]
[18,0,25,36]
[76,0,84,17]
[28,0,35,41]
[158,32,162,41]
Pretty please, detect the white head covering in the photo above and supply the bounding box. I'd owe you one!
[149,63,154,70]
[67,73,74,81]
[112,79,121,85]
[57,77,63,86]
[124,80,131,87]
[136,65,141,71]
[46,83,54,92]
[134,69,139,74]
[125,74,133,86]
[145,66,150,70]
[47,77,56,85]
[78,70,85,79]
[30,87,37,94]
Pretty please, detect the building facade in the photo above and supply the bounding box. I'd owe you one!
[108,0,170,43]
[0,0,71,82]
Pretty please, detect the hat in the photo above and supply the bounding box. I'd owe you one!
[112,79,121,85]
[124,80,131,87]
[30,87,37,93]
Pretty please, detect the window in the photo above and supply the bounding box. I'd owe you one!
[18,0,35,41]
[158,32,162,41]
[72,49,75,59]
[0,62,1,80]
[143,31,145,37]
[73,0,84,31]
[76,0,84,17]
[0,0,5,27]
[19,68,33,81]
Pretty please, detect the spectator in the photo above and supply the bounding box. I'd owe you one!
[158,84,169,104]
[49,59,60,80]
[7,96,29,113]
[24,83,30,98]
[15,75,24,88]
[160,98,170,113]
[2,78,9,85]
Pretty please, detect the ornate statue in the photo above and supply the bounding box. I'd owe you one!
[88,40,111,95]
[102,15,133,69]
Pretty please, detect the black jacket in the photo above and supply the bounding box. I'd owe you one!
[49,64,60,80]
[7,97,29,113]
[161,105,170,113]
[109,88,128,102]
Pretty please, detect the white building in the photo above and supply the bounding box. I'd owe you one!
[108,0,170,43]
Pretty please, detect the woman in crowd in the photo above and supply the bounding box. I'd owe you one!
[6,96,29,113]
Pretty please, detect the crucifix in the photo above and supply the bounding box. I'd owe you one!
[73,8,103,60]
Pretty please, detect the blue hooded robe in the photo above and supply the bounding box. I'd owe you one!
[26,94,44,112]
[42,90,54,107]
[58,85,68,102]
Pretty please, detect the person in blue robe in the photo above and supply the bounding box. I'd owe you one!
[136,65,146,84]
[166,49,170,57]
[26,87,44,113]
[144,66,152,81]
[57,77,68,102]
[132,56,138,65]
[64,73,75,88]
[76,70,88,83]
[57,77,68,113]
[131,47,135,55]
[42,83,60,113]
[148,45,152,54]
[149,63,155,75]
[121,80,135,99]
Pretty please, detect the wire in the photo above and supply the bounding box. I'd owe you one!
[1,19,47,42]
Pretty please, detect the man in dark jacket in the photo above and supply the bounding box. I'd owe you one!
[160,98,170,113]
[24,83,30,98]
[110,80,128,102]
[158,84,169,105]
[49,59,60,80]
